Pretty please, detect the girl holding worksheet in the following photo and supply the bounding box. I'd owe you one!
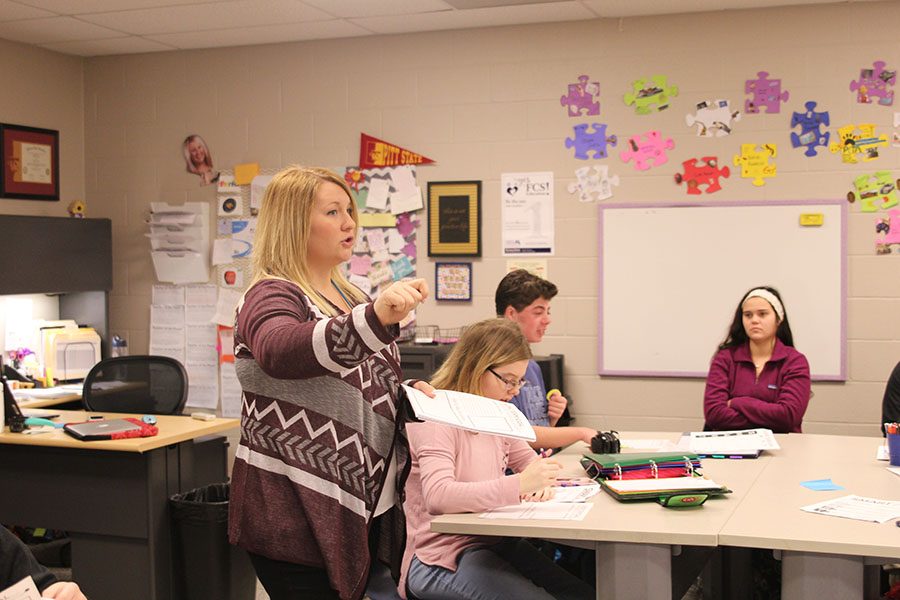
[400,318,594,600]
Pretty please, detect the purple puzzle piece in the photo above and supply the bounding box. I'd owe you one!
[745,71,790,114]
[560,75,600,117]
[402,242,416,259]
[565,123,618,160]
[396,213,416,237]
[850,60,896,106]
[619,130,675,171]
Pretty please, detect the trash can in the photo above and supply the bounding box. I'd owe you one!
[170,483,256,600]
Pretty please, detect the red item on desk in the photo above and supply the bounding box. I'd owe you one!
[63,417,158,441]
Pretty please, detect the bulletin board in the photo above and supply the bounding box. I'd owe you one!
[598,200,847,381]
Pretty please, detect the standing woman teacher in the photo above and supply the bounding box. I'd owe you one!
[229,165,430,600]
[703,286,811,433]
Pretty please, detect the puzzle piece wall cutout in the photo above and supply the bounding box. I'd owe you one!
[565,123,617,160]
[685,99,741,137]
[674,157,730,194]
[619,130,675,171]
[733,143,777,186]
[560,74,600,117]
[876,209,900,254]
[744,71,789,114]
[567,165,620,202]
[847,171,900,212]
[828,123,888,164]
[790,101,830,157]
[850,60,896,106]
[624,75,678,115]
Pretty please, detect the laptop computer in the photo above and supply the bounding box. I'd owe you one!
[64,419,141,441]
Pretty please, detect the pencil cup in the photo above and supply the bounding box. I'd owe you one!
[888,432,900,467]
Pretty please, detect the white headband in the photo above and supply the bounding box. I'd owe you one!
[744,288,784,321]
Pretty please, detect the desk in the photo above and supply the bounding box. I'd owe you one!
[719,433,900,600]
[0,410,239,600]
[14,392,82,409]
[432,435,773,600]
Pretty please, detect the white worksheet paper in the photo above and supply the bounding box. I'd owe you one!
[687,428,780,453]
[801,495,900,524]
[480,502,593,521]
[402,385,535,441]
[0,576,41,600]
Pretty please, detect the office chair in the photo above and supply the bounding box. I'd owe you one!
[82,355,188,414]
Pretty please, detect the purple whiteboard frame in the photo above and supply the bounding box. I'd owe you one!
[597,199,847,381]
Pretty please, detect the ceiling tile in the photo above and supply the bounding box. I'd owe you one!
[0,16,124,43]
[301,0,453,18]
[40,35,176,56]
[78,0,334,35]
[13,0,233,14]
[351,1,595,34]
[145,18,372,49]
[0,0,53,21]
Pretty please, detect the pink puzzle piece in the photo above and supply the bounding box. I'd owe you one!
[620,131,675,171]
[850,60,896,106]
[878,209,900,245]
[745,71,789,114]
[560,75,600,117]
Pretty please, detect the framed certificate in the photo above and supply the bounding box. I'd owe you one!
[0,123,60,201]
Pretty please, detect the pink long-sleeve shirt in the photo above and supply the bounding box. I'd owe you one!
[398,421,538,599]
[703,340,811,433]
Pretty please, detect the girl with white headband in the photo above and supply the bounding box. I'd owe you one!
[703,286,811,433]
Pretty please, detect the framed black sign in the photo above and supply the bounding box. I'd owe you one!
[427,180,481,257]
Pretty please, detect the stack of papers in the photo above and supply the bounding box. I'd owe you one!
[678,428,780,458]
[402,385,536,441]
[480,502,593,521]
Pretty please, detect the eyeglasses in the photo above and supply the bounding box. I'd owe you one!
[487,368,529,391]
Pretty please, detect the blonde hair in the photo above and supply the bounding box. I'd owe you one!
[430,319,532,395]
[250,165,366,316]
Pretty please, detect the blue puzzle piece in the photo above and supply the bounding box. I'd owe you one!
[565,123,617,160]
[790,101,830,157]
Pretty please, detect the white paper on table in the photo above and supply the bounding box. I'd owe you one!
[888,466,900,477]
[622,439,679,451]
[877,445,889,461]
[366,178,390,210]
[480,502,593,521]
[220,361,243,417]
[152,285,185,306]
[801,494,900,523]
[604,476,725,494]
[687,428,780,453]
[185,284,217,306]
[212,288,243,327]
[550,482,602,503]
[212,239,234,265]
[0,576,41,600]
[401,385,536,441]
[390,186,423,215]
[151,305,185,328]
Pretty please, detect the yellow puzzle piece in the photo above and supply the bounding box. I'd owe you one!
[828,123,888,164]
[733,143,777,186]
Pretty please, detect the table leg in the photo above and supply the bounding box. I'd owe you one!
[595,542,672,600]
[781,551,863,600]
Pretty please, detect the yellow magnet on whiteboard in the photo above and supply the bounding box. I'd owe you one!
[799,213,823,226]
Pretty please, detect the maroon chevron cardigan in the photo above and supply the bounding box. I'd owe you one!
[228,278,410,600]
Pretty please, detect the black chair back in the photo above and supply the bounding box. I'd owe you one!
[82,355,188,414]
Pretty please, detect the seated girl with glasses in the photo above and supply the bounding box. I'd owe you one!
[399,319,595,600]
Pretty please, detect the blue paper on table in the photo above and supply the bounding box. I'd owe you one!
[800,478,844,491]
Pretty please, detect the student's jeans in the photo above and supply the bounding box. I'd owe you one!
[406,538,595,600]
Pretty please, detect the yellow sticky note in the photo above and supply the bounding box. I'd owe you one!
[233,163,260,185]
[358,213,397,228]
[800,213,824,226]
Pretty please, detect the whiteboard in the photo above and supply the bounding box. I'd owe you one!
[598,201,846,381]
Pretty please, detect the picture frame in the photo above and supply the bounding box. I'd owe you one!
[0,123,60,201]
[427,180,481,257]
[435,262,473,302]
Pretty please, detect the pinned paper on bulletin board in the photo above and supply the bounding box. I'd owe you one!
[233,162,260,185]
[506,259,548,279]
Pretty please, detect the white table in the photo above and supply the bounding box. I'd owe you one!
[431,435,773,600]
[719,433,900,600]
